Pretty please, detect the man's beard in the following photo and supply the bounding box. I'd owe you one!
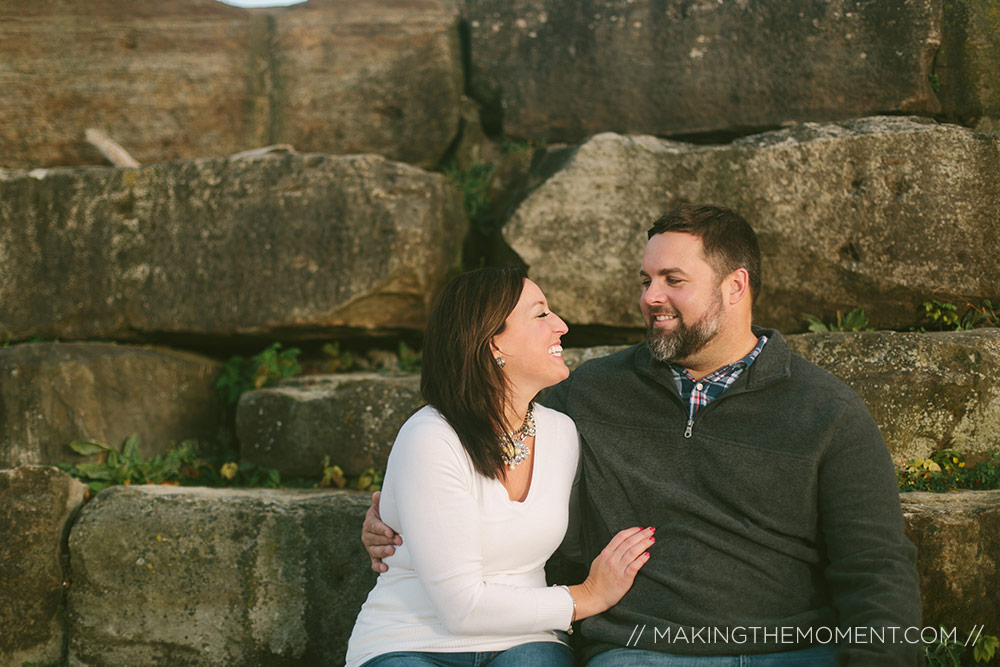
[646,293,723,364]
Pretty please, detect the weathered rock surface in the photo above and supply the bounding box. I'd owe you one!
[901,491,1000,633]
[936,0,1000,129]
[67,485,376,666]
[0,0,462,169]
[0,466,88,666]
[0,0,254,169]
[467,0,941,141]
[273,0,463,168]
[788,330,1000,461]
[0,153,465,342]
[57,481,1000,665]
[0,343,223,468]
[559,330,1000,461]
[237,373,423,477]
[238,329,999,476]
[503,117,1000,332]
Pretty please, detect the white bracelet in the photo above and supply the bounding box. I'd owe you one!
[561,585,576,634]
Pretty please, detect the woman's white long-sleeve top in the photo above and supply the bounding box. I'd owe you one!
[345,404,579,667]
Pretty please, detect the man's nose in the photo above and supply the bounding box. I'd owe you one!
[643,283,667,306]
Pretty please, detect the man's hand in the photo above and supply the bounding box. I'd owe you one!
[361,491,402,573]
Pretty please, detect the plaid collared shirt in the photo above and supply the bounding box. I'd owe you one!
[669,335,768,438]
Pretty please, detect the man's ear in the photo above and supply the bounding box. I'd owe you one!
[727,268,751,306]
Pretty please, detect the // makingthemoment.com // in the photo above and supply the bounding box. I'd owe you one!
[624,624,985,648]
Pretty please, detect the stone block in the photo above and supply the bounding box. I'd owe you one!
[0,0,255,169]
[503,117,1000,332]
[936,0,1000,129]
[788,330,1000,461]
[467,0,941,141]
[0,0,463,169]
[66,485,377,666]
[902,491,1000,634]
[0,466,88,666]
[237,373,423,478]
[0,153,465,342]
[273,0,463,168]
[0,343,223,468]
[560,330,1000,461]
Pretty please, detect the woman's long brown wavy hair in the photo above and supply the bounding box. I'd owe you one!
[420,267,526,480]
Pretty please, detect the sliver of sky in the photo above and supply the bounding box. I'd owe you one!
[218,0,308,7]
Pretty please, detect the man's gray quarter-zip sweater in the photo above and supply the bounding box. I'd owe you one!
[544,327,922,666]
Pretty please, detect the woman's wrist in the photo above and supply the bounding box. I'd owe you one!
[566,581,603,621]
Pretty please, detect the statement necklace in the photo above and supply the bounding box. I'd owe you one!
[501,404,535,469]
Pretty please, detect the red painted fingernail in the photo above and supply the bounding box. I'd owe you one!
[649,536,655,543]
[648,527,655,533]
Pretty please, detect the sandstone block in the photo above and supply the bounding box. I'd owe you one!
[0,343,223,469]
[0,0,254,169]
[67,485,377,666]
[0,466,88,666]
[902,491,1000,634]
[237,373,423,478]
[467,0,941,142]
[59,479,1000,666]
[0,154,465,342]
[503,118,1000,332]
[788,330,1000,461]
[273,0,463,168]
[560,330,1000,461]
[936,0,1000,129]
[0,0,463,169]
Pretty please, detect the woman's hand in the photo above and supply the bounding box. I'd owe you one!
[361,491,403,573]
[568,526,653,620]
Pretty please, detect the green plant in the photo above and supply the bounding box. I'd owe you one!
[922,300,998,331]
[57,435,196,492]
[925,625,999,666]
[397,341,421,373]
[923,300,962,330]
[929,73,942,93]
[802,307,873,332]
[57,434,287,493]
[322,341,355,372]
[501,138,535,154]
[443,160,494,223]
[320,456,383,492]
[215,342,301,406]
[351,466,384,492]
[976,635,1000,664]
[320,456,347,488]
[898,449,1000,492]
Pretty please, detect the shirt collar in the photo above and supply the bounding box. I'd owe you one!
[669,334,769,382]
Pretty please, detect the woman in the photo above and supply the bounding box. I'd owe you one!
[345,267,652,667]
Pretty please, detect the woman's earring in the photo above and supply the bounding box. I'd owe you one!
[496,357,506,369]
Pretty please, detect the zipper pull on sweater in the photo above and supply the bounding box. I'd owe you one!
[684,419,694,438]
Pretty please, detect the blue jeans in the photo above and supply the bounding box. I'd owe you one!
[360,641,574,666]
[586,644,838,666]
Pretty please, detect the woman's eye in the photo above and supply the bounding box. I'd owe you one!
[537,311,550,318]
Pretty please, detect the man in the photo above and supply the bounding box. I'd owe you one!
[364,203,922,665]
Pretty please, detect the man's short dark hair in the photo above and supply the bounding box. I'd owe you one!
[647,203,762,305]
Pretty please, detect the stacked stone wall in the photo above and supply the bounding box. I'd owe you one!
[2,0,999,664]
